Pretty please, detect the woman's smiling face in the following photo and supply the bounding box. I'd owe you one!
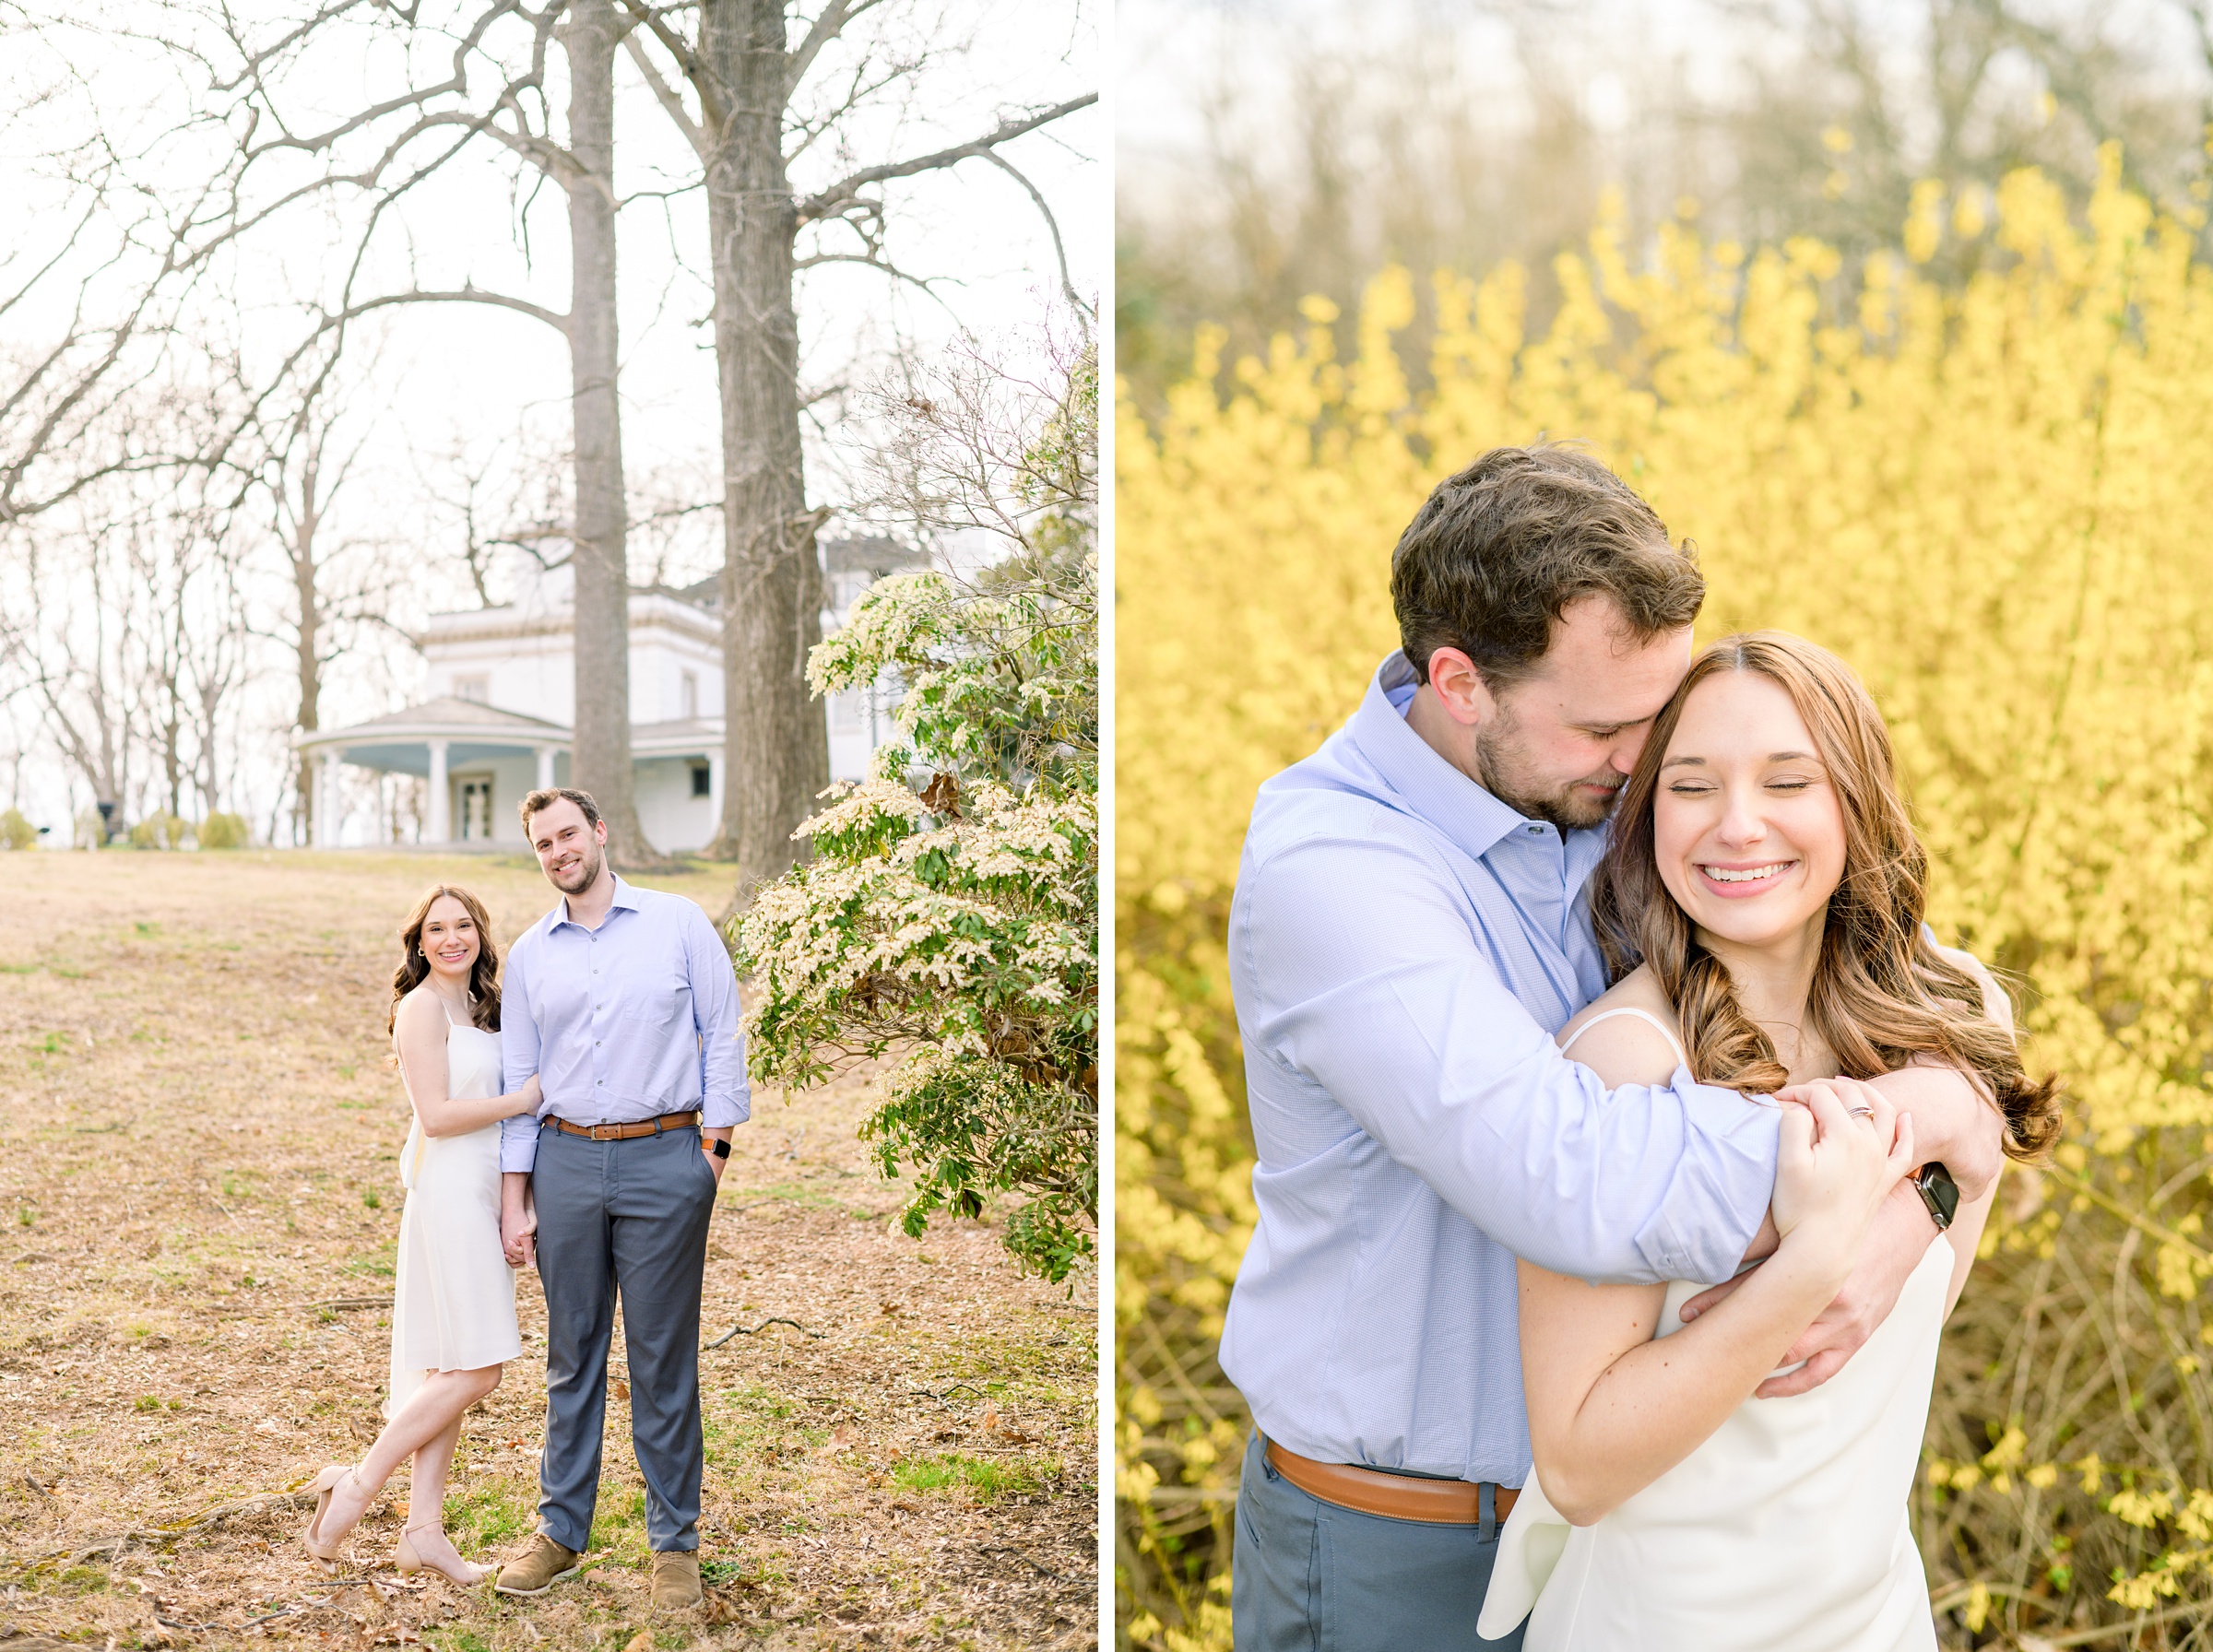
[420,893,481,981]
[1651,669,1847,950]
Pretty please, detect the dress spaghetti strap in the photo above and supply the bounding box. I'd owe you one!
[404,983,467,1030]
[1557,1005,1691,1071]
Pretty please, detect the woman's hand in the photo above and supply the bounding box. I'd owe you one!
[501,1177,538,1267]
[1770,1078,1915,1268]
[511,1073,543,1119]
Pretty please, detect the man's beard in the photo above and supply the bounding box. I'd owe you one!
[550,841,604,894]
[1473,721,1625,831]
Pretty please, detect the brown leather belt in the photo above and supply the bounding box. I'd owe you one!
[549,1110,702,1141]
[1265,1439,1519,1526]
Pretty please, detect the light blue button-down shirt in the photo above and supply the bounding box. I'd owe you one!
[1219,653,1782,1485]
[499,877,750,1173]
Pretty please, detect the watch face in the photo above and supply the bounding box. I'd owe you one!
[1922,1164,1961,1227]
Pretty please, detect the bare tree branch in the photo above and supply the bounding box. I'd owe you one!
[787,0,894,98]
[621,25,704,154]
[315,286,572,338]
[797,94,1097,223]
[978,148,1084,319]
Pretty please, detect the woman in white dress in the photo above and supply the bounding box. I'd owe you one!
[1477,632,2061,1651]
[300,885,542,1583]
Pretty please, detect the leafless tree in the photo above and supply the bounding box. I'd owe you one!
[22,2,1091,867]
[234,362,399,845]
[853,309,1095,568]
[184,547,252,821]
[615,0,1094,892]
[0,350,261,837]
[0,14,223,533]
[164,2,664,859]
[414,426,576,610]
[1713,0,2203,256]
[6,520,141,834]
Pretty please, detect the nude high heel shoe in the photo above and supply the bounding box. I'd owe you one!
[300,1465,358,1562]
[396,1524,492,1586]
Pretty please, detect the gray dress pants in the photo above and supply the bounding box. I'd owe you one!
[530,1122,718,1553]
[1231,1430,1528,1651]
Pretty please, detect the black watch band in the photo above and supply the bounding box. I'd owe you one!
[707,1136,730,1160]
[1912,1162,1959,1231]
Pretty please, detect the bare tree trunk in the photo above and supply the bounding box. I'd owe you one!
[133,531,190,821]
[292,574,320,844]
[30,545,134,833]
[564,0,657,867]
[288,462,325,848]
[696,0,828,888]
[190,555,248,819]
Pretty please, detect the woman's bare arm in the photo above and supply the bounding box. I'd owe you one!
[1939,1178,1996,1316]
[1684,968,2012,1396]
[1520,1014,1893,1526]
[1923,959,2011,1316]
[394,993,542,1138]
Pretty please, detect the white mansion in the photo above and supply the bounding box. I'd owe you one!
[298,540,921,853]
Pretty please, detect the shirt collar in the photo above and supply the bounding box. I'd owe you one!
[1349,651,1598,867]
[552,871,639,932]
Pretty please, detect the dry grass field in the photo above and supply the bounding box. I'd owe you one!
[0,851,1097,1650]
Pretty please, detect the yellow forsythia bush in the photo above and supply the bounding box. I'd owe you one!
[1118,146,2213,1649]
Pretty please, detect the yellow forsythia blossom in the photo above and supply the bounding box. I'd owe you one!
[1119,145,2213,1646]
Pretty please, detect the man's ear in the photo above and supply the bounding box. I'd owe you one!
[1423,646,1500,729]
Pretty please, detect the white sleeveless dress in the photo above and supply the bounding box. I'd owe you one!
[1477,1006,1947,1652]
[387,989,522,1416]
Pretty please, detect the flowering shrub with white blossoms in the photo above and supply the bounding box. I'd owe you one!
[731,332,1096,1281]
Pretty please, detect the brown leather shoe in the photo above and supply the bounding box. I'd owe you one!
[492,1534,581,1597]
[650,1549,704,1610]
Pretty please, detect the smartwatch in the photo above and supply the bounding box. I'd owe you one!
[1911,1162,1959,1232]
[707,1137,731,1160]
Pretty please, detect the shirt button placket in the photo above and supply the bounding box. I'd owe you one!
[588,934,600,1113]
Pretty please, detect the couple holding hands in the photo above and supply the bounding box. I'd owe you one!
[297,786,747,1611]
[1225,444,2061,1649]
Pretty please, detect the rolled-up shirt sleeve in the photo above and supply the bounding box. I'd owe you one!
[685,903,750,1127]
[1242,834,1779,1286]
[499,935,543,1174]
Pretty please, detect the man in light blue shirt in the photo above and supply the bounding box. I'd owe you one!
[490,787,748,1611]
[1224,446,2004,1649]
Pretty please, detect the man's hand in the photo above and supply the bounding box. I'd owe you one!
[1680,1178,1935,1396]
[702,1129,730,1185]
[500,1171,537,1268]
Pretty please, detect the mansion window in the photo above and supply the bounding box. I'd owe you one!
[457,779,493,840]
[454,676,489,703]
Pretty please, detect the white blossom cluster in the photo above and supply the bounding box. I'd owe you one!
[738,774,1095,1073]
[810,563,1096,791]
[731,341,1095,1278]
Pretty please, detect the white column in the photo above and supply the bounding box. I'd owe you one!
[313,753,337,848]
[707,751,724,818]
[536,746,556,790]
[427,739,451,844]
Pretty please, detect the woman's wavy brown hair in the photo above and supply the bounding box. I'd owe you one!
[1590,631,2060,1162]
[388,885,503,1036]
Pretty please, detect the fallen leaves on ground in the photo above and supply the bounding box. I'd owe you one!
[0,851,1097,1649]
